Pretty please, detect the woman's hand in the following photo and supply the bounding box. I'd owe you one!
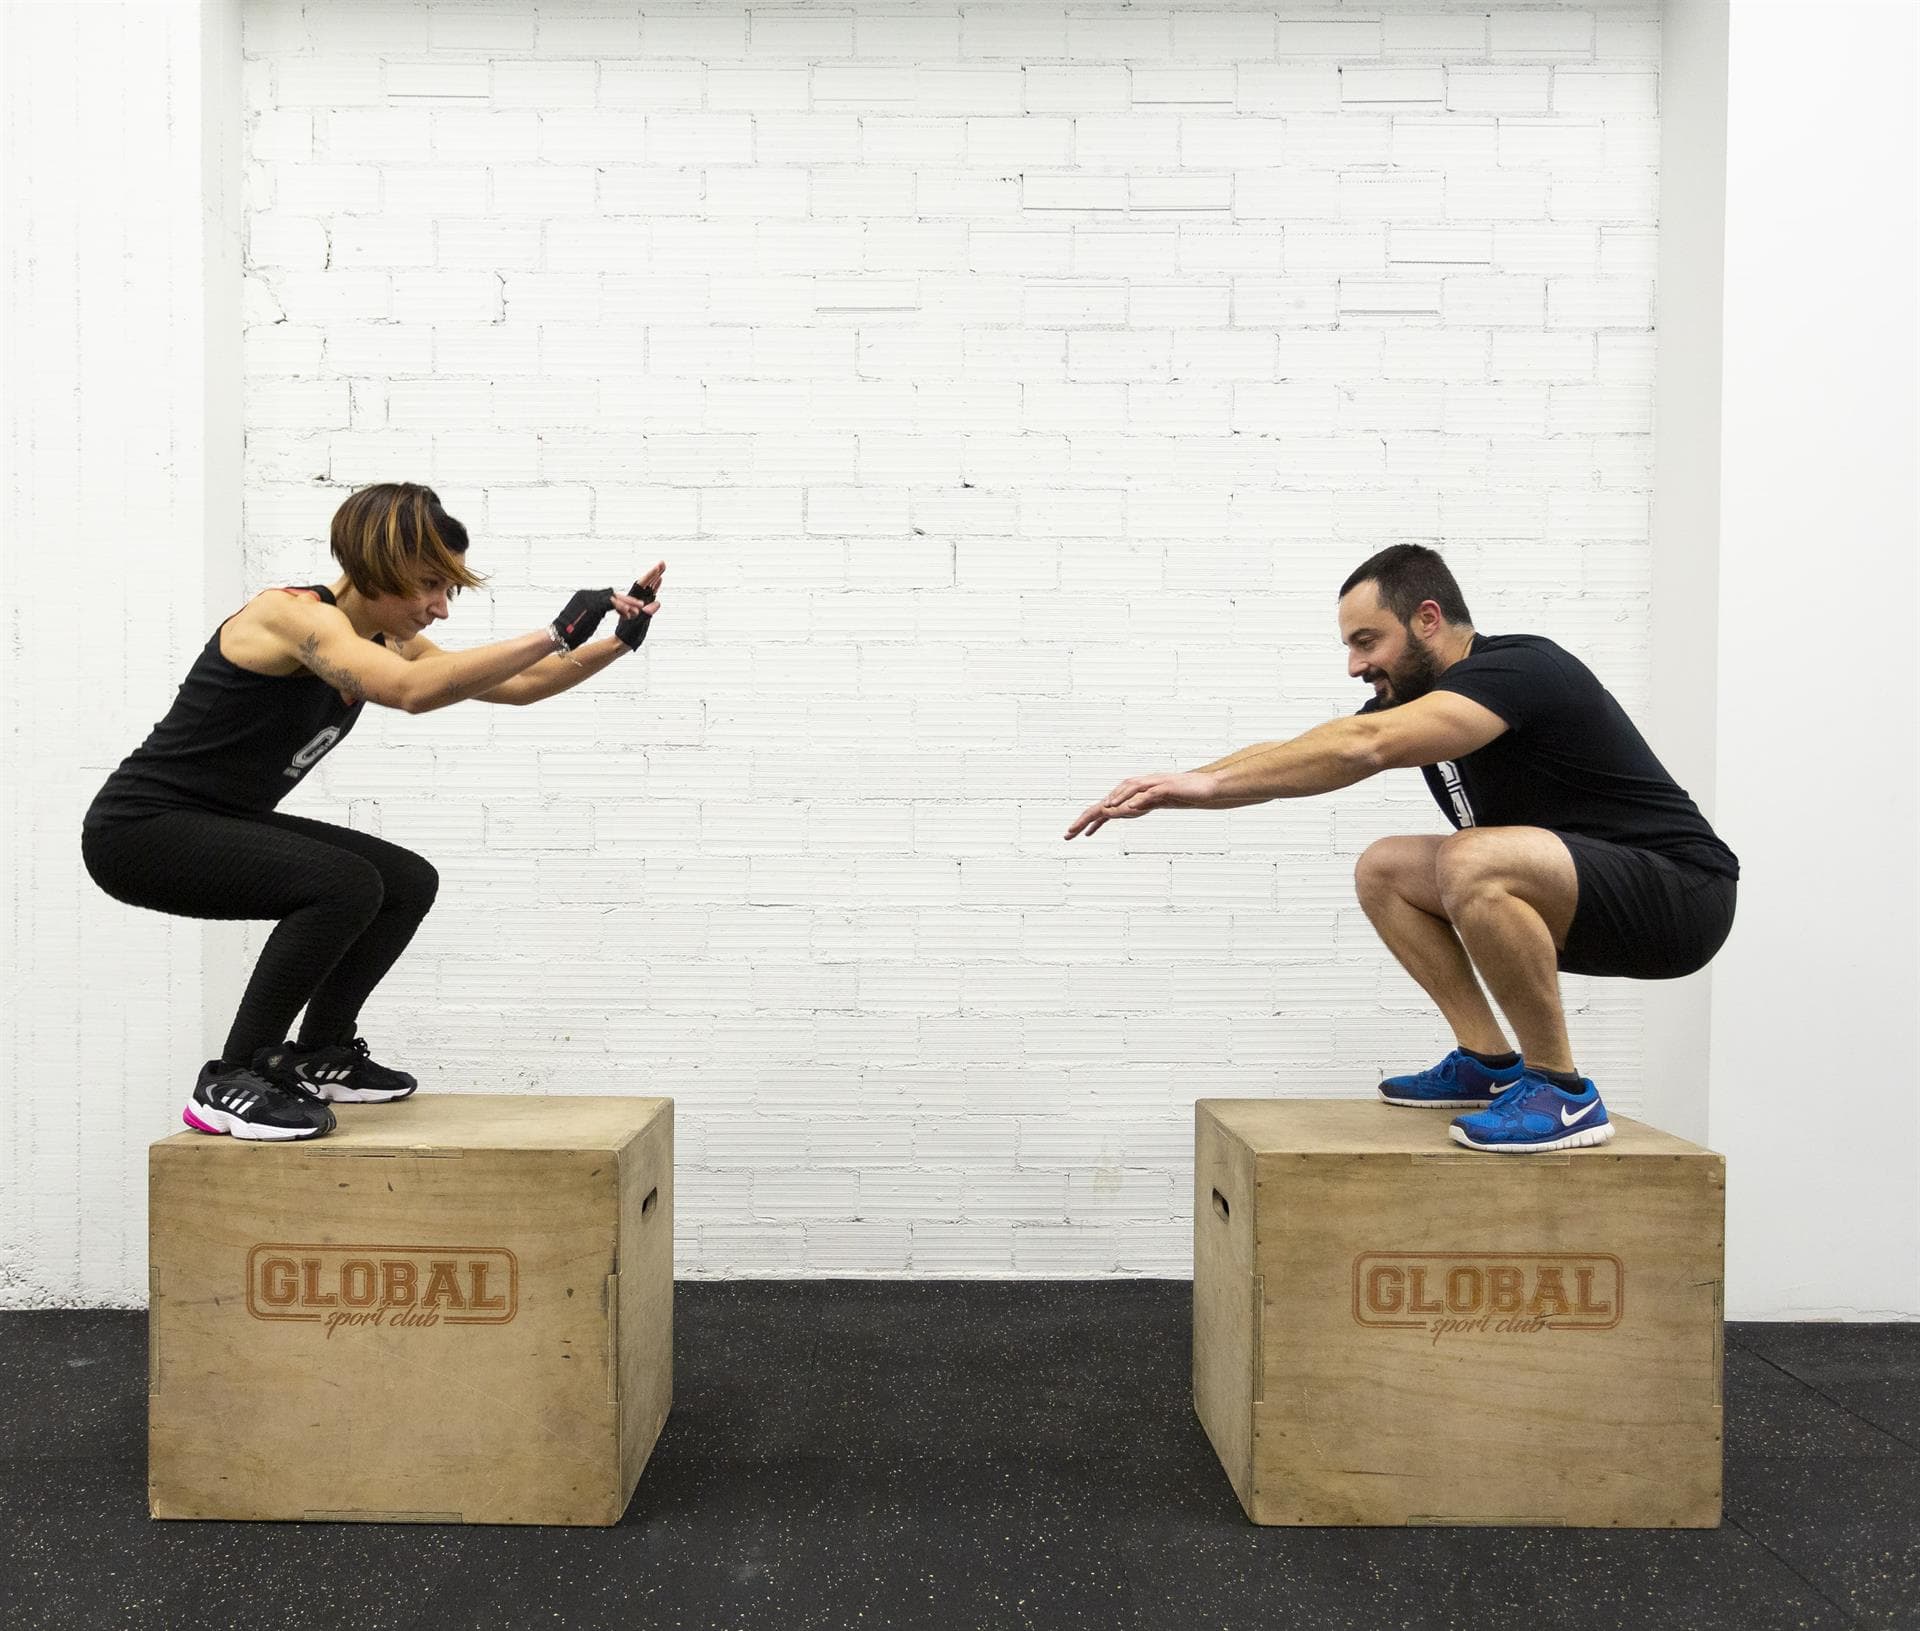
[550,587,644,650]
[615,561,666,651]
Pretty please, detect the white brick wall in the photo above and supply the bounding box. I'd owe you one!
[3,0,244,1306]
[4,1,1670,1301]
[231,0,1666,1280]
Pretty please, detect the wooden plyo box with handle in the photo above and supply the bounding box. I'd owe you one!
[1193,1098,1724,1528]
[150,1094,672,1525]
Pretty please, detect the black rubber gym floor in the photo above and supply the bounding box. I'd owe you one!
[2,1283,1914,1629]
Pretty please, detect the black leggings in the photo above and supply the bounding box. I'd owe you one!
[82,810,438,1065]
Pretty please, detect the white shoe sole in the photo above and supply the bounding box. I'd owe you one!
[302,1079,414,1103]
[1448,1121,1616,1153]
[1380,1093,1504,1108]
[1379,1083,1519,1108]
[183,1101,327,1141]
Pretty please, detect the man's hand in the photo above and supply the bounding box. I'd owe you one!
[1064,771,1222,841]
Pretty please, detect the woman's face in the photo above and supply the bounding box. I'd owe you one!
[373,573,454,642]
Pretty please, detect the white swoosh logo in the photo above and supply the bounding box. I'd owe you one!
[1560,1100,1600,1127]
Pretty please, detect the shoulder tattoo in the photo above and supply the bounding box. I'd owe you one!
[297,633,366,704]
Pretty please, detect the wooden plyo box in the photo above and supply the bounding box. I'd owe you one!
[1193,1099,1724,1528]
[150,1094,672,1525]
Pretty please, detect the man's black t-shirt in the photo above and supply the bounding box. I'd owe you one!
[1361,633,1738,880]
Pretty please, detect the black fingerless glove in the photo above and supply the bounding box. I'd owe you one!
[613,581,656,652]
[550,588,616,651]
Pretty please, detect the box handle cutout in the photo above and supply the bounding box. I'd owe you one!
[1212,1188,1230,1222]
[641,1186,659,1218]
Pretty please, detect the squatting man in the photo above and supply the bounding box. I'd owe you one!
[1065,544,1739,1153]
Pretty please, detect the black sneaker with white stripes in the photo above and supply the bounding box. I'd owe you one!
[256,1037,418,1103]
[183,1061,335,1141]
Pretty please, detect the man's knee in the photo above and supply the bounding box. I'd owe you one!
[1434,829,1506,917]
[1354,840,1392,906]
[1354,836,1433,912]
[1434,829,1578,936]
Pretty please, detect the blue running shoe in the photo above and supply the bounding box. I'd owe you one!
[1378,1048,1525,1108]
[1449,1071,1614,1153]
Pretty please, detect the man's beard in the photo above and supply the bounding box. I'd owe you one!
[1369,637,1441,707]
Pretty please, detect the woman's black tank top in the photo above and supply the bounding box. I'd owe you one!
[84,586,382,831]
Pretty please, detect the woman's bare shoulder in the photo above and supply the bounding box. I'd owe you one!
[220,587,339,674]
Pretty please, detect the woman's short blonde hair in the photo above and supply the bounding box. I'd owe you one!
[330,483,486,599]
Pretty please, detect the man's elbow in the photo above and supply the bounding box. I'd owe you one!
[1350,720,1398,776]
[1361,719,1467,773]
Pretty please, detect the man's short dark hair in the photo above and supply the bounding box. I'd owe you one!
[1339,544,1473,627]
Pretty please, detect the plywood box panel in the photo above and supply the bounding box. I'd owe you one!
[1193,1099,1723,1527]
[149,1094,673,1525]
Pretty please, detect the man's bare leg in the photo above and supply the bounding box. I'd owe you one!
[1433,827,1581,1074]
[1354,836,1511,1056]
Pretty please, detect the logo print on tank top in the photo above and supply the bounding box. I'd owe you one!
[286,726,342,779]
[1435,760,1476,827]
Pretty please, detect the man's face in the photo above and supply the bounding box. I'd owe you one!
[1338,582,1440,707]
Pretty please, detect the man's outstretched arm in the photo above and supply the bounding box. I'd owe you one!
[1064,692,1506,840]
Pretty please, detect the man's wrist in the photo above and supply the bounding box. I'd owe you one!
[1196,769,1237,807]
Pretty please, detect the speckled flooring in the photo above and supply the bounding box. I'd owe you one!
[2,1285,1915,1630]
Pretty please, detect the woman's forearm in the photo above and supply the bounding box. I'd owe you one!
[403,629,559,713]
[506,637,628,704]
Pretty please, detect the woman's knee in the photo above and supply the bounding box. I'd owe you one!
[388,852,439,915]
[325,855,388,926]
[345,837,437,917]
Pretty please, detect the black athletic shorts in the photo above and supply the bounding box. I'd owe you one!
[1555,834,1737,980]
